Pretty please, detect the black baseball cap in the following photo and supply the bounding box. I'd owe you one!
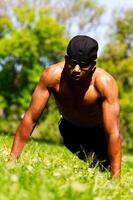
[67,35,98,62]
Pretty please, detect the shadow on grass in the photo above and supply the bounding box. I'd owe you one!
[0,131,63,146]
[30,137,64,146]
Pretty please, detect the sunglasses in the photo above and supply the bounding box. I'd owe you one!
[65,55,93,68]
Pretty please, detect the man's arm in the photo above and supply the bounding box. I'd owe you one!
[97,74,122,177]
[10,72,50,160]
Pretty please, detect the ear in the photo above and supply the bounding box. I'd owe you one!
[89,61,96,74]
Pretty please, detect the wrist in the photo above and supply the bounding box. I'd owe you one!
[111,166,121,177]
[9,153,18,160]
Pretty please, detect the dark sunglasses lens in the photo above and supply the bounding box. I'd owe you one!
[80,63,87,68]
[68,59,77,66]
[65,56,91,68]
[80,62,90,68]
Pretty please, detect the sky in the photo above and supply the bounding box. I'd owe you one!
[90,0,133,54]
[100,0,133,10]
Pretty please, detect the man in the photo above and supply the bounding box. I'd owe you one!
[10,35,121,177]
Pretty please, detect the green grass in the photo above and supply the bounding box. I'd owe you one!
[0,134,133,200]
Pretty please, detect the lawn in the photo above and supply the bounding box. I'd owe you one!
[0,134,133,200]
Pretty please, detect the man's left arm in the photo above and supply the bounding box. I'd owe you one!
[99,76,122,177]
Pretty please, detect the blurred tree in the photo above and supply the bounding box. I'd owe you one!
[0,6,67,121]
[99,10,133,63]
[98,9,133,150]
[0,0,104,35]
[0,16,13,38]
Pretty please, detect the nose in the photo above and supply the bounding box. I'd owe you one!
[73,64,81,72]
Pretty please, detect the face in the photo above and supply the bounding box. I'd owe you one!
[65,55,95,81]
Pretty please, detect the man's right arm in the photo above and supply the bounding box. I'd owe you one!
[9,72,50,160]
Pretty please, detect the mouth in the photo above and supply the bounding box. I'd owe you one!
[71,74,81,80]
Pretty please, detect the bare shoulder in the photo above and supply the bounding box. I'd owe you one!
[40,61,64,88]
[95,68,116,85]
[94,68,118,99]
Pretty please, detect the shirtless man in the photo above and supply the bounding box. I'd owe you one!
[10,35,121,177]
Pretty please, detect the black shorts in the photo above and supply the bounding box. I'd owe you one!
[58,117,110,167]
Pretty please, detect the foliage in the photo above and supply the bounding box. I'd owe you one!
[0,6,68,120]
[98,9,133,150]
[0,0,104,34]
[0,134,133,200]
[0,16,13,38]
[114,10,133,51]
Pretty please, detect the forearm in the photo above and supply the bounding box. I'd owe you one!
[10,116,36,160]
[107,134,122,177]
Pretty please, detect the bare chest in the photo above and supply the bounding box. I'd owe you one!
[53,83,102,112]
[52,81,103,127]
